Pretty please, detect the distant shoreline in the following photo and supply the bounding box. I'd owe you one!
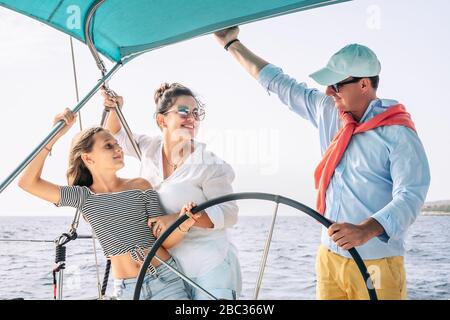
[422,211,450,216]
[422,200,450,214]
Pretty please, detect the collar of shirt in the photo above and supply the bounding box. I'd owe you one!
[151,138,207,185]
[359,98,399,123]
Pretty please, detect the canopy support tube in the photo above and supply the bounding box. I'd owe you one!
[253,200,279,299]
[106,101,142,159]
[84,0,142,159]
[0,62,122,194]
[84,0,108,75]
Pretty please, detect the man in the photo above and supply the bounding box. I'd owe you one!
[214,26,430,300]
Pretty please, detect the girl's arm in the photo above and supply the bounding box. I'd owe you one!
[148,202,202,249]
[18,108,77,204]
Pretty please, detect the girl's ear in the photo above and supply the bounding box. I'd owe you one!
[81,153,95,165]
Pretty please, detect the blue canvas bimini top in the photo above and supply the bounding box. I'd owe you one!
[0,0,350,63]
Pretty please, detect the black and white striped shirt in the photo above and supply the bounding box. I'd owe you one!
[57,186,165,262]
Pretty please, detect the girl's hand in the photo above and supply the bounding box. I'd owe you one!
[179,202,202,231]
[148,213,178,238]
[54,108,77,138]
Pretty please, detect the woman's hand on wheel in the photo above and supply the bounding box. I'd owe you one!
[179,202,202,231]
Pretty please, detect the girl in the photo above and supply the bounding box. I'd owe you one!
[18,108,199,300]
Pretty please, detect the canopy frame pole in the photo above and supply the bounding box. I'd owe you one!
[253,200,280,299]
[69,36,83,131]
[84,0,108,75]
[0,62,122,194]
[84,0,141,159]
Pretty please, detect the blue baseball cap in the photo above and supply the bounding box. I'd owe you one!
[309,44,381,86]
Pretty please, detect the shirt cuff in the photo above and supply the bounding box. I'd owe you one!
[258,63,282,94]
[204,206,224,230]
[371,212,392,243]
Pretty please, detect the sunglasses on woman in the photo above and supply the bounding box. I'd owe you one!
[163,105,206,121]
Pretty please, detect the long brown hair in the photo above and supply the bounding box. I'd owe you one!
[66,127,105,186]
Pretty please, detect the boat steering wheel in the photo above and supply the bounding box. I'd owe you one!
[133,193,378,300]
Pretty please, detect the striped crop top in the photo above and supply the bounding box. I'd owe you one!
[56,186,165,262]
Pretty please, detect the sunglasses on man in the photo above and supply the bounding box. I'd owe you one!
[330,77,362,93]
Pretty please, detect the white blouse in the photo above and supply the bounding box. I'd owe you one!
[115,128,239,277]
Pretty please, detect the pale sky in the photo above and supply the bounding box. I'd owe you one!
[1,0,449,216]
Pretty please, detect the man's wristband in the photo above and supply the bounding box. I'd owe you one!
[224,39,239,51]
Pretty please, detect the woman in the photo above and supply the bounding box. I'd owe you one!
[18,108,198,300]
[102,83,242,300]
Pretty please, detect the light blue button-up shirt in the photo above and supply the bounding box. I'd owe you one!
[259,64,430,259]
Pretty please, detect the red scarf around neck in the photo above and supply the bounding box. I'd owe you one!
[314,104,416,215]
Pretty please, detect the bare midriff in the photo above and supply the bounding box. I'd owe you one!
[109,246,172,279]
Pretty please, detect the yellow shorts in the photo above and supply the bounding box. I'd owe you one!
[315,245,407,300]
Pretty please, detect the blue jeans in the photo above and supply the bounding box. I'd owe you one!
[112,257,189,300]
[187,248,242,300]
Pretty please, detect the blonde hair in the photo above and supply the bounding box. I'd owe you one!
[66,127,105,186]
